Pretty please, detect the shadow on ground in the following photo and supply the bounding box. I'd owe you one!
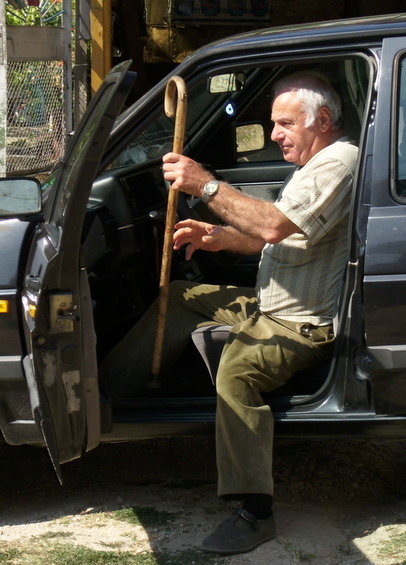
[0,437,405,564]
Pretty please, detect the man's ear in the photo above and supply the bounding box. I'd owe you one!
[317,107,333,131]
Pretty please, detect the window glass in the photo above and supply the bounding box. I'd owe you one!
[110,57,369,170]
[234,58,369,163]
[397,56,406,198]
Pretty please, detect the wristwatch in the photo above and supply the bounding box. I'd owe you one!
[202,180,220,204]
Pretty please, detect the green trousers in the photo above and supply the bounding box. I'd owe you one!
[101,280,334,497]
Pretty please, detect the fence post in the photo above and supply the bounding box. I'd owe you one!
[0,2,6,176]
[63,0,73,135]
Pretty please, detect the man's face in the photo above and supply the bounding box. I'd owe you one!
[270,91,329,166]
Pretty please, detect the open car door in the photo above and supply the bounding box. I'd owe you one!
[21,61,136,483]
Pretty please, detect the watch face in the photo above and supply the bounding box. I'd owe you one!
[205,181,219,195]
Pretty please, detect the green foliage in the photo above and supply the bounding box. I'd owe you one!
[6,1,64,27]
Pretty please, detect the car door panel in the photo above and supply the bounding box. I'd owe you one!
[364,37,406,414]
[218,163,295,202]
[21,61,136,478]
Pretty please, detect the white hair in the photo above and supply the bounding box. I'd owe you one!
[273,72,342,129]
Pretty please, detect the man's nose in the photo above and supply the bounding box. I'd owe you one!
[271,124,282,141]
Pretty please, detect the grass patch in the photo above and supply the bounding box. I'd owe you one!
[36,531,73,541]
[0,545,21,562]
[292,548,317,562]
[0,541,220,565]
[336,541,355,556]
[34,544,154,564]
[41,545,152,564]
[378,530,406,564]
[112,507,175,528]
[157,549,220,564]
[282,540,317,562]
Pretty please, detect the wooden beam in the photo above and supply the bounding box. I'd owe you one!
[90,0,111,95]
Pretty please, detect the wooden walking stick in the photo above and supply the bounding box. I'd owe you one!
[149,76,187,387]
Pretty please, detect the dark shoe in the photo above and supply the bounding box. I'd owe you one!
[201,509,276,555]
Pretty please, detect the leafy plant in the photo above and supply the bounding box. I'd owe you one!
[6,0,64,27]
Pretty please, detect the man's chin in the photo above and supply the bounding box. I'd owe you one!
[282,152,296,163]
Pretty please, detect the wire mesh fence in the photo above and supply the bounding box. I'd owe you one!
[6,59,66,174]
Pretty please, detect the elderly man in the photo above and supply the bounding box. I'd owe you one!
[101,72,358,555]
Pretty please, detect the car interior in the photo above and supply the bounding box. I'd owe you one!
[80,55,371,413]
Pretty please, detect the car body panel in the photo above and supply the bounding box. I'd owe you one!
[362,37,406,414]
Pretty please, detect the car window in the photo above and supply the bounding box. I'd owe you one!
[234,58,369,163]
[110,56,369,171]
[396,55,406,199]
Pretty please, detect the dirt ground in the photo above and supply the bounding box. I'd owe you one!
[0,436,405,564]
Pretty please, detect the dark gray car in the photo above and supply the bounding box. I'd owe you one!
[1,13,406,481]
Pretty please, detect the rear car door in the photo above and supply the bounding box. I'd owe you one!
[21,61,136,481]
[363,37,406,415]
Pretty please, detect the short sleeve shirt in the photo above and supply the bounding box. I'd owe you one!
[255,139,358,325]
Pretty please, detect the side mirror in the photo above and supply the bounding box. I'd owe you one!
[0,178,42,218]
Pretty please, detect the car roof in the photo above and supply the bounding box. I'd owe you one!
[185,12,406,60]
[111,13,406,140]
